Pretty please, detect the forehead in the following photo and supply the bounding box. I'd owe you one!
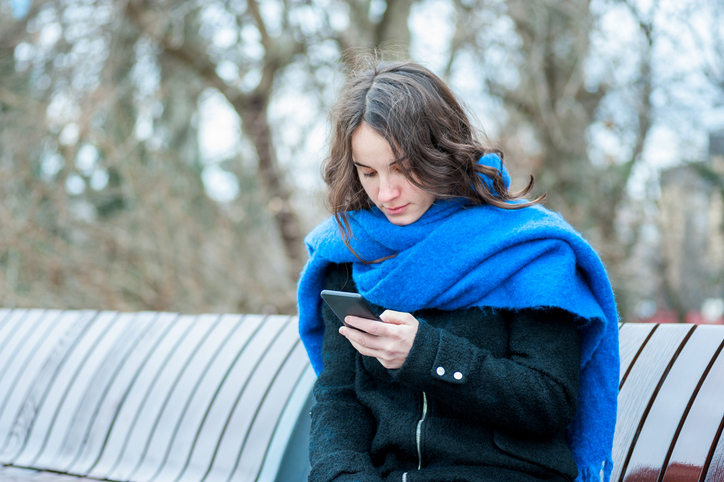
[351,123,396,165]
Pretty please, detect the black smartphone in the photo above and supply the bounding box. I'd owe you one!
[320,290,383,325]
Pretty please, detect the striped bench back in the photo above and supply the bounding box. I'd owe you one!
[3,311,724,482]
[0,309,314,482]
[614,322,724,482]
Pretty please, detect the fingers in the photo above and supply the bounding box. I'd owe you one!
[339,312,420,369]
[343,315,384,335]
[379,310,417,326]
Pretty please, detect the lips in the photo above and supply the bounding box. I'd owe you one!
[385,204,409,215]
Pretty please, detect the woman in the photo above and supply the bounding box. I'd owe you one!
[298,60,619,482]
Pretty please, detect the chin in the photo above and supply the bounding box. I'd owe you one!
[385,214,420,226]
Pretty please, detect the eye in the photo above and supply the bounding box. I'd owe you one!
[362,171,377,178]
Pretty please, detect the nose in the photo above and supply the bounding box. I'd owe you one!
[377,175,400,203]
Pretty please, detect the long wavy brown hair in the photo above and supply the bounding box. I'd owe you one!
[323,59,545,261]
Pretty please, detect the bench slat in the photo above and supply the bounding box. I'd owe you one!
[1,310,99,462]
[0,311,92,461]
[57,312,158,473]
[618,323,657,386]
[0,311,64,436]
[101,314,213,481]
[232,341,309,482]
[126,314,236,482]
[704,422,724,482]
[0,310,30,376]
[124,314,227,482]
[34,312,153,471]
[75,312,180,477]
[621,326,724,482]
[129,314,247,481]
[661,346,724,482]
[0,311,47,391]
[258,365,315,482]
[14,311,126,468]
[171,314,286,482]
[200,316,299,482]
[611,323,694,482]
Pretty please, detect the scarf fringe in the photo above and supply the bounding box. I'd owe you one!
[576,459,613,482]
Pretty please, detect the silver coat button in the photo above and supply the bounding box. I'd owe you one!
[436,366,445,376]
[454,371,463,380]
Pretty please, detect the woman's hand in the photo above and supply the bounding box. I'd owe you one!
[339,310,419,369]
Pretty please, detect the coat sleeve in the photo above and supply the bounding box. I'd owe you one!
[389,308,581,438]
[308,264,384,482]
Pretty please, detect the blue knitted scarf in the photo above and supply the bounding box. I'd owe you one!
[298,155,619,482]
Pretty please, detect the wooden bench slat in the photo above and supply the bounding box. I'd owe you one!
[75,311,179,477]
[0,310,30,375]
[199,316,299,482]
[124,314,234,481]
[621,325,724,482]
[13,311,123,467]
[611,323,694,482]
[618,323,658,387]
[129,314,248,482]
[704,421,724,482]
[0,311,92,461]
[0,311,47,389]
[141,314,278,482]
[0,466,101,481]
[661,346,724,482]
[257,364,315,482]
[0,311,64,434]
[232,341,310,482]
[100,314,214,481]
[33,312,152,471]
[0,311,100,462]
[0,308,13,327]
[56,312,158,473]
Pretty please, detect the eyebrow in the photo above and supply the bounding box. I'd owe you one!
[353,160,399,169]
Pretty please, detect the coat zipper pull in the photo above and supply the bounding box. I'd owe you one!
[415,391,428,471]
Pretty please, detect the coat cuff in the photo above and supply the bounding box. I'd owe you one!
[390,320,472,386]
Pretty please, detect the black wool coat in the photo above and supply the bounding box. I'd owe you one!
[309,263,582,482]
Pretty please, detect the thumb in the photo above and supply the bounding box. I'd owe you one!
[379,310,415,325]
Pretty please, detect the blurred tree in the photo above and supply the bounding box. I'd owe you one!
[1,0,721,319]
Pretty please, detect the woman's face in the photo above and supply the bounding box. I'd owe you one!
[351,122,435,226]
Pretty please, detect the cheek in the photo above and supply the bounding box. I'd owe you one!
[357,175,376,199]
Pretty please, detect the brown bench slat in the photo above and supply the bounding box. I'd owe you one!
[612,323,694,481]
[621,325,724,481]
[618,323,658,387]
[705,422,724,482]
[660,346,724,482]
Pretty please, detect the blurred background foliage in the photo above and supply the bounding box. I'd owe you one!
[1,0,723,319]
